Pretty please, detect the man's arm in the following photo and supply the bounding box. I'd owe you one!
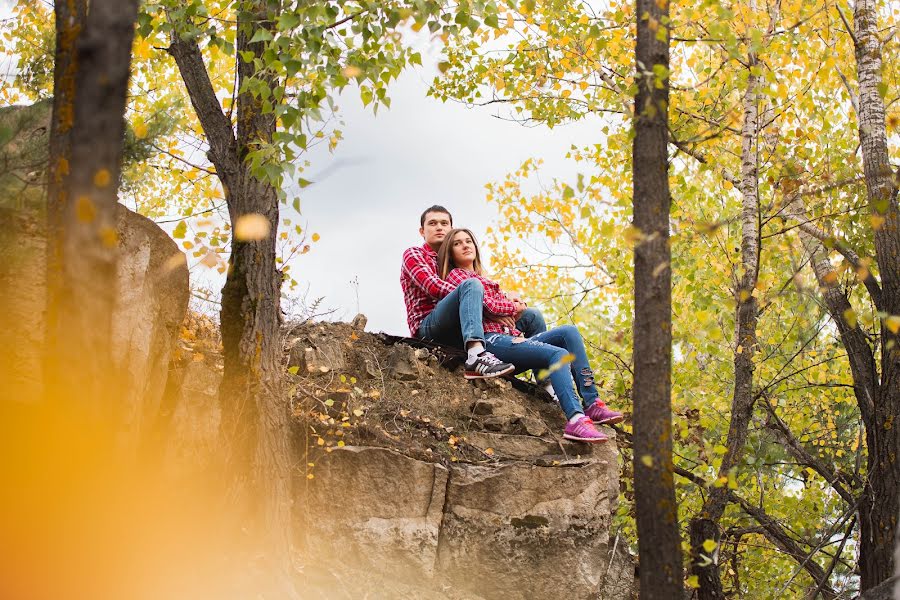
[402,247,457,299]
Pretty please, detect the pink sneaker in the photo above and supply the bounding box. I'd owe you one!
[563,416,609,443]
[585,400,623,425]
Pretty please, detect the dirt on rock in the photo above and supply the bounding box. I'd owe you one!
[284,319,617,471]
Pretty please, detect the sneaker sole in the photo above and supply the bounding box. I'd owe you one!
[594,415,624,425]
[562,433,608,443]
[464,364,515,380]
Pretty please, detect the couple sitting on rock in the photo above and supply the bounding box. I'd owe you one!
[401,205,623,443]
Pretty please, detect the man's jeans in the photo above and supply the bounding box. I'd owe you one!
[485,325,599,420]
[417,279,485,347]
[516,307,547,338]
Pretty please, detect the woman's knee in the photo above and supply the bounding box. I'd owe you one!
[556,324,581,339]
[458,278,484,293]
[548,347,569,366]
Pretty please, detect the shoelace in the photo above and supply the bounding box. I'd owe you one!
[478,352,503,366]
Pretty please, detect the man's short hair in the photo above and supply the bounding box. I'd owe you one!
[420,205,453,227]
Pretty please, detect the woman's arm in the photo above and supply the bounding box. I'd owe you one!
[445,269,517,317]
[478,275,517,316]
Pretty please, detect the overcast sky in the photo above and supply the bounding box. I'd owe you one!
[0,4,602,335]
[291,58,599,335]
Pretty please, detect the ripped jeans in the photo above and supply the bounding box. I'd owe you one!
[485,325,599,420]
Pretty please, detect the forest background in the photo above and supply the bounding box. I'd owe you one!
[2,0,900,598]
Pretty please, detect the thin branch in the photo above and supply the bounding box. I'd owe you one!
[761,396,856,504]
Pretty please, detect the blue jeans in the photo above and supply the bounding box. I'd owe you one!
[485,325,599,420]
[516,307,547,338]
[417,279,485,347]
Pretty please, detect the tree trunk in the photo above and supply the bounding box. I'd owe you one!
[45,0,139,414]
[853,0,900,588]
[45,0,86,397]
[690,36,763,600]
[168,3,295,590]
[632,0,683,596]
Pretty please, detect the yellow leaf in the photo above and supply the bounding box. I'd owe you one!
[885,315,900,334]
[234,213,271,241]
[623,225,643,245]
[76,195,96,223]
[702,539,717,553]
[201,251,218,268]
[536,353,575,379]
[641,455,654,467]
[99,226,118,248]
[133,120,148,139]
[93,168,111,188]
[686,575,699,589]
[843,308,858,328]
[311,232,321,242]
[870,214,885,230]
[342,65,362,78]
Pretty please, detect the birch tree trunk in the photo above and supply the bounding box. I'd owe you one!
[689,52,762,600]
[853,0,900,588]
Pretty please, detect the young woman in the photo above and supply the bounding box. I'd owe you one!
[437,228,623,443]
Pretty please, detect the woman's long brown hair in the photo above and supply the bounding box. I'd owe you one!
[437,228,484,279]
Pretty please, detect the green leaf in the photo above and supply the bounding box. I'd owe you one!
[172,221,187,239]
[277,12,300,31]
[249,29,273,44]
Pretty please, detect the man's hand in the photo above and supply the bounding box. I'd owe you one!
[486,314,518,330]
[512,298,528,320]
[505,291,522,302]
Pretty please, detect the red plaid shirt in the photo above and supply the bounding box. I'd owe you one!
[401,244,457,336]
[445,268,522,336]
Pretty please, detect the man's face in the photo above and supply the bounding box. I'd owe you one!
[419,211,452,248]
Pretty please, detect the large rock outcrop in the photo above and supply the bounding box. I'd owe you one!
[289,321,635,599]
[2,204,189,419]
[0,102,189,449]
[301,441,630,600]
[109,204,189,447]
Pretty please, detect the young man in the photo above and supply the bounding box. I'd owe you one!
[401,205,516,379]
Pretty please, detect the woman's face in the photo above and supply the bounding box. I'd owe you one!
[450,231,476,267]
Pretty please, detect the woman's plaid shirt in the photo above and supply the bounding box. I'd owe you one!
[445,268,521,336]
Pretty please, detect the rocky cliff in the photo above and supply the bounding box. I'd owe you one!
[168,319,636,599]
